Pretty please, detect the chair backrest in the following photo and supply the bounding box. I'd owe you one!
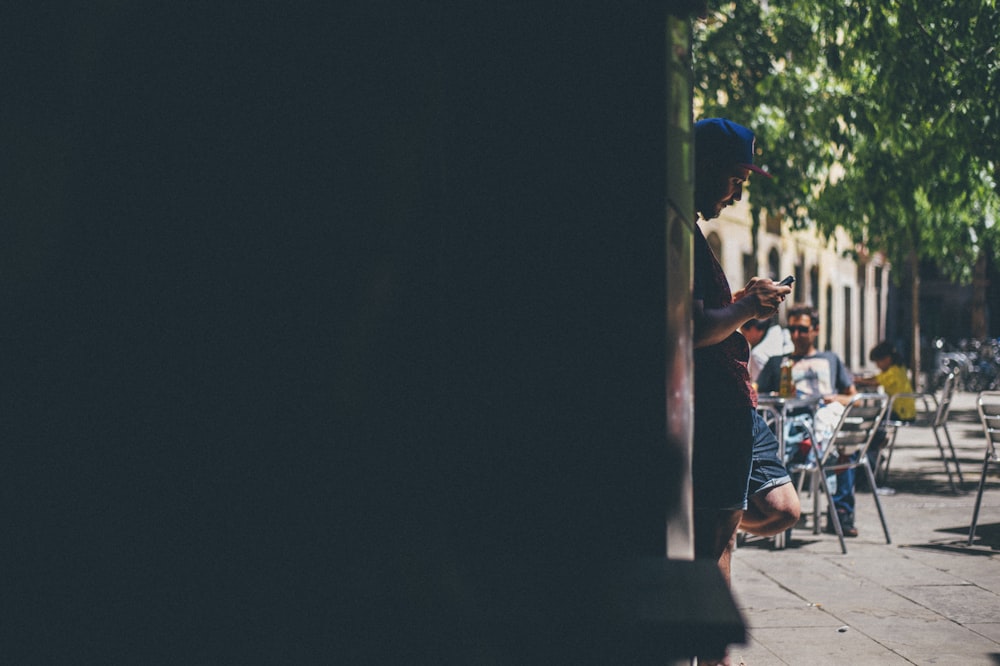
[887,391,936,427]
[977,391,1000,463]
[820,393,889,464]
[933,372,958,428]
[756,404,779,432]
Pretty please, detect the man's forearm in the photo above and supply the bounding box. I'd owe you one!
[693,298,758,349]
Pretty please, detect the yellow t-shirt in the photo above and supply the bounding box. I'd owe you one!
[876,364,915,420]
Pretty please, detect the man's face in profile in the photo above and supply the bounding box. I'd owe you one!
[695,161,750,220]
[788,314,817,356]
[741,321,767,347]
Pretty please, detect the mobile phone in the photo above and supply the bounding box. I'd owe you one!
[778,275,795,286]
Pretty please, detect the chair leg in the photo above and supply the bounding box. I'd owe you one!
[818,465,847,554]
[807,436,823,535]
[940,424,965,486]
[811,469,821,534]
[795,468,807,494]
[968,450,992,546]
[862,459,891,545]
[790,467,820,532]
[932,426,959,493]
[876,427,897,486]
[931,428,959,494]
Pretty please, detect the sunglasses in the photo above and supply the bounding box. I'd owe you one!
[788,325,814,334]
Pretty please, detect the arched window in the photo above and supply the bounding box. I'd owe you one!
[825,284,834,352]
[858,263,867,368]
[810,266,820,307]
[844,285,854,367]
[767,248,780,281]
[742,253,755,285]
[875,265,884,339]
[707,232,722,261]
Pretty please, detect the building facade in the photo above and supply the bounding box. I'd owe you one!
[698,195,891,374]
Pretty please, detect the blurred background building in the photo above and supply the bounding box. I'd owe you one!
[698,194,892,374]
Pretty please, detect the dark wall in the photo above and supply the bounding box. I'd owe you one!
[4,3,682,662]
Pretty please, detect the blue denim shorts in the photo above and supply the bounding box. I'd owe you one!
[693,406,753,511]
[749,409,792,496]
[693,407,792,512]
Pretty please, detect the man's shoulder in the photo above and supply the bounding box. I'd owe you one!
[761,353,788,370]
[756,327,785,354]
[808,350,845,363]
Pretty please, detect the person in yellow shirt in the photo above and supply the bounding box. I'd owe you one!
[856,341,915,489]
[863,341,915,421]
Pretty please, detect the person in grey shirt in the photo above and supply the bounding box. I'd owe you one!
[757,303,859,535]
[740,316,792,383]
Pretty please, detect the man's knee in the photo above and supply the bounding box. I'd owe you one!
[772,484,801,527]
[694,508,742,560]
[747,484,800,533]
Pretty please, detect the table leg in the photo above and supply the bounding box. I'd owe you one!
[773,412,787,550]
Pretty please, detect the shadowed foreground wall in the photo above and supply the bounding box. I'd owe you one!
[0,3,703,662]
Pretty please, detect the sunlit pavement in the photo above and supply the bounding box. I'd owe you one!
[731,390,1000,665]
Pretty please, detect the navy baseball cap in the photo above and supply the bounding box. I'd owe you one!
[695,118,772,178]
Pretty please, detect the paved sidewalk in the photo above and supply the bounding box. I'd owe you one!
[730,390,1000,665]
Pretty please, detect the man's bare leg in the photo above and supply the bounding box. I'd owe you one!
[739,483,800,537]
[694,507,742,584]
[694,508,742,665]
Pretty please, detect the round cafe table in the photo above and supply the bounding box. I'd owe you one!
[755,393,823,549]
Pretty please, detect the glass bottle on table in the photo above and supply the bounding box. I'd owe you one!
[779,356,796,398]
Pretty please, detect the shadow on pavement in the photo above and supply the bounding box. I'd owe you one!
[866,466,989,496]
[737,535,824,551]
[898,522,1000,556]
[947,404,982,425]
[872,470,980,497]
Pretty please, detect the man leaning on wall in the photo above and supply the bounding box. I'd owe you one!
[690,118,801,666]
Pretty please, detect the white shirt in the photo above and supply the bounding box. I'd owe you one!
[749,325,793,382]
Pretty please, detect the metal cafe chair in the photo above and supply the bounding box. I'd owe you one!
[751,397,820,548]
[876,372,964,493]
[788,393,890,554]
[968,391,1000,546]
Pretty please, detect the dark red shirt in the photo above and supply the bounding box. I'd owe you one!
[692,225,756,409]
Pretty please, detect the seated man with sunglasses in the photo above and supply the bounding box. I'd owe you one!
[757,303,860,535]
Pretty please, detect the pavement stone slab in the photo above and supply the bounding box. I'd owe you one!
[966,622,1000,643]
[731,391,1000,665]
[860,616,1000,665]
[891,582,1000,625]
[737,625,908,665]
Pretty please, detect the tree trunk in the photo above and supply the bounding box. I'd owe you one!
[971,246,988,338]
[909,248,922,390]
[750,203,761,277]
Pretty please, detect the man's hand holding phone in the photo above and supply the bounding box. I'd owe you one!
[735,275,794,318]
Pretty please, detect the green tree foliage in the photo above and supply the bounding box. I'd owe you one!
[696,0,1000,380]
[694,0,1000,285]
